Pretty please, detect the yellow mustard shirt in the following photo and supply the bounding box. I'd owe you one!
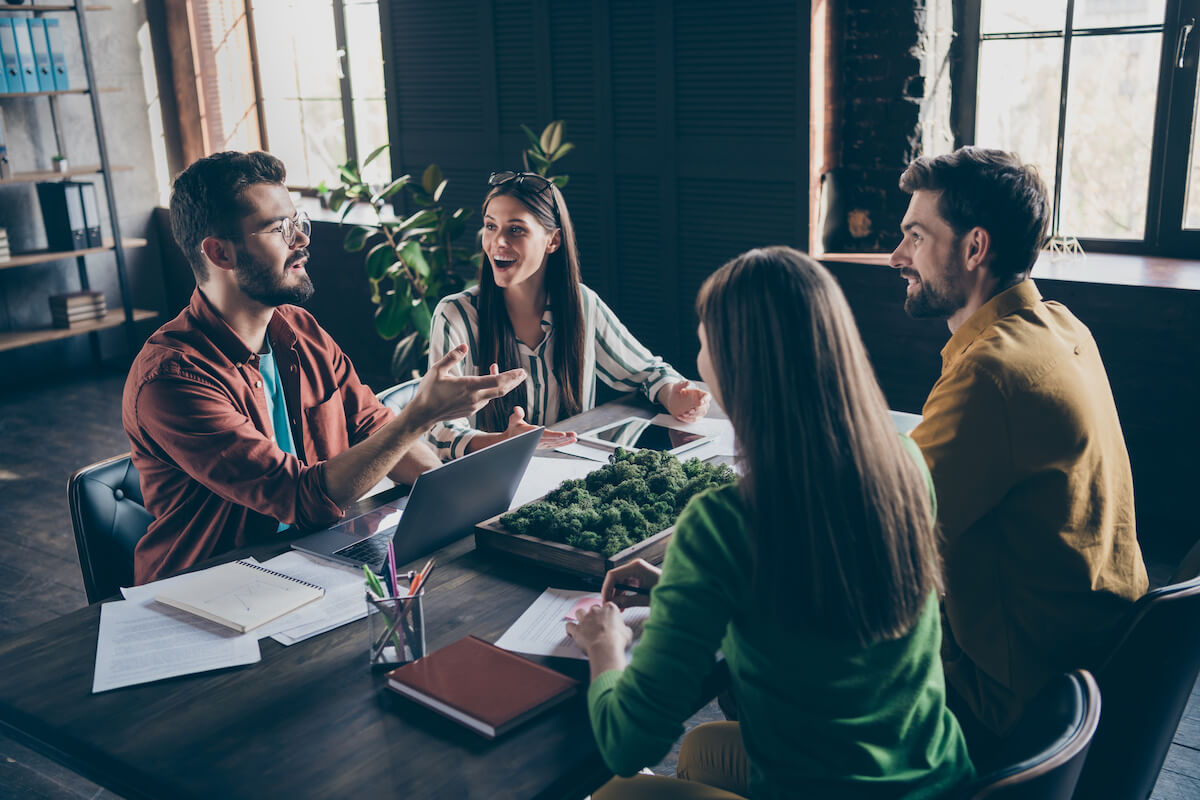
[911,279,1147,735]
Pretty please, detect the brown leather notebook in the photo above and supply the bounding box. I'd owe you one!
[386,635,580,739]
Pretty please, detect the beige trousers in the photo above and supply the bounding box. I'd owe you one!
[592,722,751,799]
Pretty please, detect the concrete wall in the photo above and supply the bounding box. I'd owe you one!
[0,4,169,388]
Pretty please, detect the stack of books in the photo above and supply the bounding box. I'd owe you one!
[49,290,105,328]
[0,228,9,263]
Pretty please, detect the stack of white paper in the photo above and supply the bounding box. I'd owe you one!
[495,587,651,660]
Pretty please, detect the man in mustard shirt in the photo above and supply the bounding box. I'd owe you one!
[889,147,1147,758]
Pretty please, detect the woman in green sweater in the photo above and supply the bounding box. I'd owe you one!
[566,247,974,799]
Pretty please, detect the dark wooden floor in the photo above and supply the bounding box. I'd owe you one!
[0,369,1194,798]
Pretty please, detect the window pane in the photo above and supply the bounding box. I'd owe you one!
[251,0,343,186]
[981,0,1068,33]
[975,39,1063,196]
[1059,33,1161,239]
[354,99,391,186]
[1186,66,1200,230]
[345,2,385,100]
[1073,0,1167,29]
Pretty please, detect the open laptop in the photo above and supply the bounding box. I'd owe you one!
[292,427,543,572]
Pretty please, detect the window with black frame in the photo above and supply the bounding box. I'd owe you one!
[957,0,1199,257]
[248,0,390,189]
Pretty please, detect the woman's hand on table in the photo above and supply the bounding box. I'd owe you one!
[661,380,711,424]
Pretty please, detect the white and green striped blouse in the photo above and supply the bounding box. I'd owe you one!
[427,283,683,459]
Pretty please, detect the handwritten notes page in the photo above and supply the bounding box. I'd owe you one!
[495,588,651,660]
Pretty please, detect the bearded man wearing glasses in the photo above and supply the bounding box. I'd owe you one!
[123,151,525,584]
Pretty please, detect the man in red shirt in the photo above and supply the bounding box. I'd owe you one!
[124,151,524,584]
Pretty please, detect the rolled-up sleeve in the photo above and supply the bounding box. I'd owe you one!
[134,370,343,529]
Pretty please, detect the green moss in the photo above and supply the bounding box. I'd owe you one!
[502,447,736,554]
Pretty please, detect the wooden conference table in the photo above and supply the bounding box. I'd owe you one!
[0,395,728,800]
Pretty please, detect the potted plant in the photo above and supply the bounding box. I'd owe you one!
[51,154,69,173]
[323,145,478,379]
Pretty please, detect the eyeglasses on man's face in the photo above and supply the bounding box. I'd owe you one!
[251,210,311,249]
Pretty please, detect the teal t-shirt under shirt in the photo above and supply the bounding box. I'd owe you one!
[260,341,296,531]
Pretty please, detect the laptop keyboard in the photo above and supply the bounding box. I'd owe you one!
[334,534,392,569]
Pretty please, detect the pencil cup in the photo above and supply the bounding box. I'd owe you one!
[367,590,426,669]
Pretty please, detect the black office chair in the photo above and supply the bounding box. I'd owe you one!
[1071,546,1200,800]
[964,669,1100,799]
[68,454,153,603]
[377,377,420,413]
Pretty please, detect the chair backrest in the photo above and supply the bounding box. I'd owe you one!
[376,378,421,414]
[68,454,153,603]
[966,670,1100,800]
[1072,567,1200,800]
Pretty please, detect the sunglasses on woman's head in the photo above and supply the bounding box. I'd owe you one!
[488,171,553,194]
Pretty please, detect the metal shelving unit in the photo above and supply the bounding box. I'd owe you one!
[0,3,152,356]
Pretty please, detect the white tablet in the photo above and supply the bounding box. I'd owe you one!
[577,416,713,456]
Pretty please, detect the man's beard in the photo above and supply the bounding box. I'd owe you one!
[234,246,314,307]
[904,250,967,320]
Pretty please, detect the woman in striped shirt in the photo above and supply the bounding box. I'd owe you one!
[427,171,709,459]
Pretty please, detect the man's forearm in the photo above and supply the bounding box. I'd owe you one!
[324,408,432,507]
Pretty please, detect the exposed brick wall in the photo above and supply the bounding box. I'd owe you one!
[820,0,952,254]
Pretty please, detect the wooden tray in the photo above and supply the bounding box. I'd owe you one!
[475,505,674,578]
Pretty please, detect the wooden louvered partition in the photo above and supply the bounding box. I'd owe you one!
[380,0,811,373]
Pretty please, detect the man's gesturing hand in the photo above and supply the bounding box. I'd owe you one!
[407,345,525,426]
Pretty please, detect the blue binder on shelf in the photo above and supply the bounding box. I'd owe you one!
[0,20,21,94]
[27,19,53,93]
[9,16,38,93]
[43,17,68,91]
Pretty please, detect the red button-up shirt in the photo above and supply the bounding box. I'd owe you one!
[123,289,393,584]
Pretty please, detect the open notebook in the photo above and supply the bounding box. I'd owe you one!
[155,560,325,633]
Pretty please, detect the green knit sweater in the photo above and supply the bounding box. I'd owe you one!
[586,474,974,798]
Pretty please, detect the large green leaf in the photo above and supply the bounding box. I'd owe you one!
[410,298,433,339]
[371,174,411,204]
[527,151,551,171]
[422,164,443,196]
[399,239,431,280]
[375,288,413,340]
[544,120,563,155]
[390,330,424,381]
[327,187,348,213]
[343,226,373,252]
[520,123,542,150]
[362,144,390,168]
[338,161,359,184]
[551,175,569,188]
[432,178,449,203]
[550,142,574,162]
[365,242,396,280]
[395,208,438,232]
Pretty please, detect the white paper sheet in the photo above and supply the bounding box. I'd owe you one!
[889,410,923,434]
[495,588,651,660]
[93,599,261,693]
[509,456,605,510]
[552,441,614,462]
[253,551,368,643]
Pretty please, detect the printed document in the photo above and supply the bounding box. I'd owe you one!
[495,587,651,660]
[93,599,260,693]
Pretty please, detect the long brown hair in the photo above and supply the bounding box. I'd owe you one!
[696,247,940,644]
[476,180,585,432]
